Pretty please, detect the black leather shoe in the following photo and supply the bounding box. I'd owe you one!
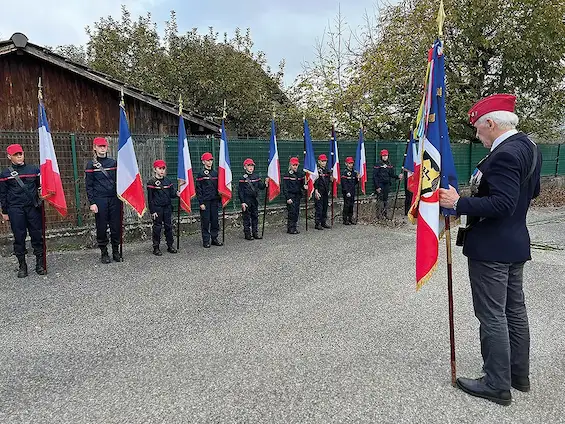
[252,233,262,239]
[349,219,357,225]
[203,242,211,248]
[153,247,162,256]
[315,224,323,230]
[290,229,300,234]
[100,248,111,264]
[456,377,511,406]
[245,234,253,240]
[343,220,350,225]
[322,223,331,229]
[511,375,530,392]
[167,246,177,254]
[211,238,223,246]
[17,257,28,278]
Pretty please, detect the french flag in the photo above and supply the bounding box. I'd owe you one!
[117,103,146,217]
[329,125,340,198]
[354,127,367,194]
[177,115,196,212]
[38,101,67,217]
[267,119,281,201]
[303,118,318,199]
[218,120,232,207]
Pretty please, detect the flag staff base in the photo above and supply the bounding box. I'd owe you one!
[444,215,457,387]
[176,197,181,250]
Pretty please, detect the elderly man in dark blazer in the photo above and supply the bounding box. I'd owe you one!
[439,94,542,406]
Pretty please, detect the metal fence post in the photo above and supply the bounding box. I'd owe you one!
[70,133,82,226]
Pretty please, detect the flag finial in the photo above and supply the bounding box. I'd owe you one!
[38,77,43,102]
[437,0,446,36]
[222,99,227,120]
[179,95,183,115]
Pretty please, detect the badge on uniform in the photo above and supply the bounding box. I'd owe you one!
[243,174,248,179]
[289,170,294,174]
[204,170,209,175]
[155,180,161,186]
[347,172,351,176]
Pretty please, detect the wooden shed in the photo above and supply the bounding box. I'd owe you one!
[0,32,220,135]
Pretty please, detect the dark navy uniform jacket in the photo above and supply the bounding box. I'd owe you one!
[238,172,265,204]
[457,132,542,263]
[85,157,117,204]
[147,176,176,213]
[282,170,305,199]
[314,167,331,194]
[341,168,358,196]
[0,163,40,213]
[373,160,399,189]
[195,168,220,204]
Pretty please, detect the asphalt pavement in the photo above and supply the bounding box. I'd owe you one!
[1,207,564,423]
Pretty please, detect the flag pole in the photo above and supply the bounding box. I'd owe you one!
[437,0,456,386]
[222,99,227,244]
[38,77,48,272]
[177,96,183,250]
[262,111,275,238]
[119,89,125,261]
[330,124,335,227]
[303,116,308,231]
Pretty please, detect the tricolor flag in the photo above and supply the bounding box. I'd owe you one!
[267,119,281,201]
[408,38,459,289]
[38,101,67,217]
[117,102,146,217]
[177,115,196,212]
[354,128,367,194]
[329,125,340,198]
[218,120,232,207]
[303,118,318,199]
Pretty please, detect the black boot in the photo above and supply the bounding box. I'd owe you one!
[167,246,177,254]
[112,245,121,262]
[245,233,253,240]
[35,255,46,275]
[252,232,262,239]
[100,247,111,264]
[211,238,223,246]
[315,223,323,230]
[349,216,357,225]
[153,246,162,256]
[322,222,331,229]
[17,256,28,278]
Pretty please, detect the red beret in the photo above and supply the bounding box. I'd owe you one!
[243,158,255,166]
[201,152,213,161]
[153,159,166,168]
[6,144,23,155]
[380,149,389,156]
[468,94,516,125]
[318,154,328,161]
[289,157,299,165]
[345,156,354,163]
[93,137,109,147]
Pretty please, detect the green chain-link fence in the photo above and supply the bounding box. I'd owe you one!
[1,131,563,236]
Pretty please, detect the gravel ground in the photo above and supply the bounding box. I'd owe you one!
[1,207,564,424]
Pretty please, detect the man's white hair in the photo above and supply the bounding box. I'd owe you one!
[476,111,519,130]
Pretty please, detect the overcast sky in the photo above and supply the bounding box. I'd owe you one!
[0,0,389,86]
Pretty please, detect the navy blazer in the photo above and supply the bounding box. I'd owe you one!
[457,132,542,263]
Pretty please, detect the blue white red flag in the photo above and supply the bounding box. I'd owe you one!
[267,119,281,201]
[218,120,232,207]
[303,119,318,199]
[177,115,196,212]
[409,38,459,289]
[329,125,340,198]
[354,128,367,194]
[117,103,146,217]
[38,100,67,217]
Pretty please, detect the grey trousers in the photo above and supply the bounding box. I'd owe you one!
[468,259,530,390]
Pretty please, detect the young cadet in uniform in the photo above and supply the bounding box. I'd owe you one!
[0,144,45,277]
[341,156,358,225]
[282,157,306,234]
[238,158,267,240]
[373,149,403,218]
[85,137,121,264]
[196,152,223,248]
[314,154,331,230]
[147,160,178,256]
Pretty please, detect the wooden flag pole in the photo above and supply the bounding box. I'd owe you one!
[444,215,457,386]
[41,201,47,271]
[261,186,268,238]
[176,197,181,250]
